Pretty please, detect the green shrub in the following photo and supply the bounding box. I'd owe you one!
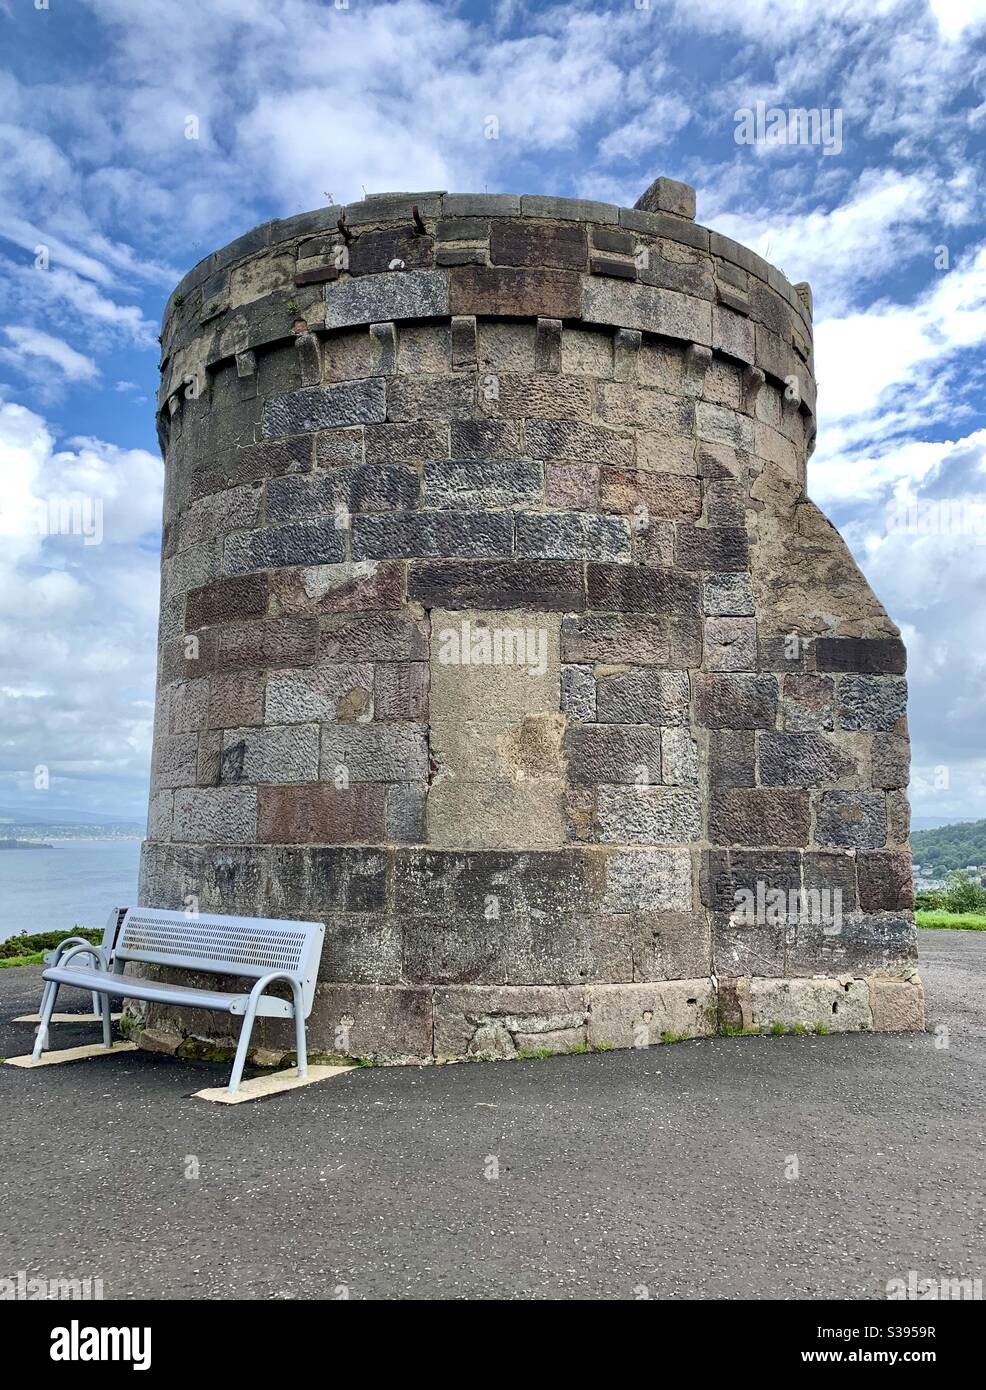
[0,927,102,962]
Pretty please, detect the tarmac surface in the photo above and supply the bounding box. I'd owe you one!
[1,931,983,1300]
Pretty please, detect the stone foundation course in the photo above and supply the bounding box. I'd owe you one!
[140,176,922,1061]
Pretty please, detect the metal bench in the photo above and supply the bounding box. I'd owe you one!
[33,908,325,1094]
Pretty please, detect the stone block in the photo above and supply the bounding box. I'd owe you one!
[386,783,427,843]
[708,788,810,846]
[837,675,908,732]
[867,976,925,1032]
[535,317,562,373]
[323,269,450,329]
[436,217,490,241]
[596,669,690,725]
[423,460,544,509]
[490,220,587,270]
[565,724,662,785]
[216,617,318,672]
[268,561,405,615]
[265,665,374,723]
[815,790,887,849]
[783,674,834,732]
[172,787,257,842]
[386,373,476,422]
[803,850,858,911]
[520,194,619,223]
[586,562,698,612]
[661,726,699,785]
[856,850,914,912]
[596,381,695,435]
[603,847,692,912]
[675,524,749,571]
[320,723,429,782]
[814,636,907,674]
[450,264,581,319]
[491,372,594,422]
[184,574,269,628]
[208,670,266,729]
[152,732,200,789]
[313,429,364,466]
[596,785,702,843]
[700,848,801,912]
[581,279,712,345]
[348,227,434,276]
[587,980,715,1049]
[561,613,672,665]
[261,379,386,437]
[364,420,448,463]
[432,984,588,1058]
[705,616,757,671]
[526,418,632,467]
[304,984,433,1060]
[515,511,630,562]
[759,731,857,786]
[871,734,909,790]
[409,559,584,612]
[708,730,755,787]
[352,511,513,560]
[695,673,778,729]
[545,462,598,510]
[634,176,696,220]
[374,661,429,722]
[319,613,428,661]
[560,664,596,721]
[220,724,319,784]
[747,978,871,1033]
[224,522,346,574]
[269,466,419,519]
[630,912,711,981]
[599,468,701,520]
[168,678,210,734]
[256,784,386,844]
[703,573,754,616]
[449,417,522,458]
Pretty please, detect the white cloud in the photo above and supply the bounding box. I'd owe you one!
[0,400,161,814]
[0,326,98,384]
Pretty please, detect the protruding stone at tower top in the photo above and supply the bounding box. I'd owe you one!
[634,175,697,220]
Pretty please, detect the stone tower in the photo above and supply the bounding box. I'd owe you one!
[142,177,923,1062]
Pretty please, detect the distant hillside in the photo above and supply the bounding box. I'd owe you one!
[911,819,986,874]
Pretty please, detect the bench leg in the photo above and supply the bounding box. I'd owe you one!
[293,984,307,1080]
[99,991,112,1048]
[228,1002,261,1095]
[32,981,60,1061]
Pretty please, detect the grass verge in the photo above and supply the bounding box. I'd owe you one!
[0,927,102,968]
[916,910,986,931]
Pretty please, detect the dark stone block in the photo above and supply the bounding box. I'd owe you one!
[225,522,346,573]
[490,220,587,271]
[449,265,581,319]
[348,227,434,275]
[565,724,663,785]
[856,850,914,912]
[759,731,856,787]
[837,675,908,732]
[700,848,801,911]
[262,380,386,438]
[590,255,637,280]
[449,418,522,459]
[695,673,778,729]
[813,636,907,674]
[267,466,419,519]
[185,574,269,628]
[675,524,749,570]
[708,730,756,787]
[408,559,585,611]
[803,851,858,912]
[586,562,699,613]
[351,510,513,560]
[708,789,810,846]
[814,790,887,849]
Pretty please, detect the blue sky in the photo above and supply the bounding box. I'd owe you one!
[0,0,985,827]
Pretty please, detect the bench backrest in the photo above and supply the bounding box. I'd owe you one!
[117,908,325,1015]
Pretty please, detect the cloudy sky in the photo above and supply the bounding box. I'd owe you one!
[0,0,984,827]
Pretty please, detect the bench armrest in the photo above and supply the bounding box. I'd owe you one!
[44,935,96,967]
[235,971,304,1016]
[54,942,110,972]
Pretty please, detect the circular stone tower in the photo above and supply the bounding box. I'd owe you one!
[142,177,923,1063]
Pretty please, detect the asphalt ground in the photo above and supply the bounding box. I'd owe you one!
[1,931,983,1301]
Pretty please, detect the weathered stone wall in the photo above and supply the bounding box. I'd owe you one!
[139,178,923,1062]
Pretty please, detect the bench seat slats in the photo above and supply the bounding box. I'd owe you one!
[40,966,294,1018]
